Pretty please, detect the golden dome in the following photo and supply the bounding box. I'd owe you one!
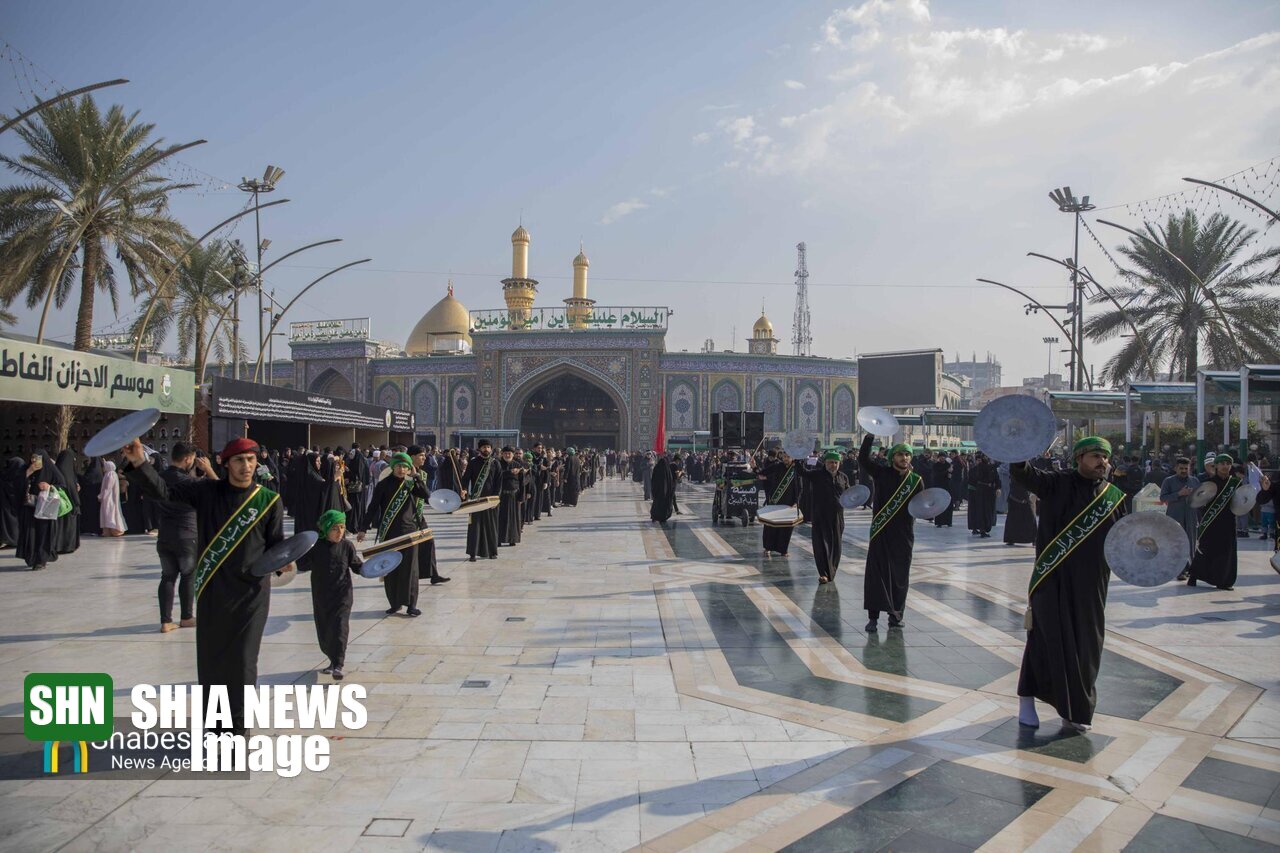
[574,248,589,267]
[512,224,531,244]
[405,283,471,355]
[753,312,774,336]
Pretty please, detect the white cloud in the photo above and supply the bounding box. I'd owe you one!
[691,131,712,144]
[828,62,871,81]
[819,0,931,51]
[784,79,807,90]
[600,198,648,225]
[649,186,675,198]
[719,115,758,144]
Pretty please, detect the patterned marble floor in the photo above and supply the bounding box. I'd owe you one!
[0,476,1277,852]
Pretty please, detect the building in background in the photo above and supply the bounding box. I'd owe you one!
[945,352,1002,406]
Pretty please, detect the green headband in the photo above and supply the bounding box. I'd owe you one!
[1072,436,1112,458]
[889,443,912,457]
[1213,453,1234,464]
[390,452,414,469]
[317,509,347,536]
[822,451,841,462]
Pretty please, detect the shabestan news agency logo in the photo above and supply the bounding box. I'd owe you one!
[24,673,113,773]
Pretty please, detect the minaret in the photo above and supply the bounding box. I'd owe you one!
[502,223,538,328]
[564,242,596,329]
[749,302,778,354]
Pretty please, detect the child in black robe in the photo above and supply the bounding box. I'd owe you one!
[311,509,360,679]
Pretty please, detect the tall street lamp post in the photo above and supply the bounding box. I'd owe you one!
[238,165,285,381]
[1048,187,1095,392]
[1042,336,1058,380]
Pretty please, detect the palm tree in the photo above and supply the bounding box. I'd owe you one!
[129,239,240,384]
[1084,209,1280,386]
[0,95,192,350]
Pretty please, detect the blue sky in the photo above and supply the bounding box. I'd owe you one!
[3,0,1279,384]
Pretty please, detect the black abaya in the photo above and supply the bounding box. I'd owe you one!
[1010,463,1122,727]
[16,451,64,569]
[78,461,102,537]
[54,449,81,554]
[0,457,24,547]
[860,435,923,619]
[800,463,849,580]
[310,537,360,668]
[650,458,676,523]
[1187,474,1239,589]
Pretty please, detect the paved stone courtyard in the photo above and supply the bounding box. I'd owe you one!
[0,477,1277,851]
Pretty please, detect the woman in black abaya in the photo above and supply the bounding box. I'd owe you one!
[54,449,81,553]
[0,456,25,547]
[79,457,103,537]
[649,455,676,524]
[16,449,65,570]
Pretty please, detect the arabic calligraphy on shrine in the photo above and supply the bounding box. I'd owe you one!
[468,307,669,332]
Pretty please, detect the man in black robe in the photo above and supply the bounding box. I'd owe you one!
[1187,453,1241,590]
[932,454,955,528]
[360,452,432,614]
[561,448,582,507]
[463,440,501,561]
[650,455,677,524]
[122,436,285,734]
[967,453,1000,537]
[860,437,924,630]
[1011,435,1124,731]
[410,445,447,585]
[531,445,551,519]
[758,452,800,557]
[497,447,525,545]
[800,451,850,584]
[312,509,360,679]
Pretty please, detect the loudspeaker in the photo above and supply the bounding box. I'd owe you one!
[709,412,722,448]
[743,411,764,448]
[721,411,743,447]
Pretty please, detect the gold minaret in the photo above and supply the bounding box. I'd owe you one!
[564,242,596,329]
[502,223,538,327]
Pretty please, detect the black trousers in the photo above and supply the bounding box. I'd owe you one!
[157,540,196,623]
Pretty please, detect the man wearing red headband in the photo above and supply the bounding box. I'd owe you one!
[122,435,284,734]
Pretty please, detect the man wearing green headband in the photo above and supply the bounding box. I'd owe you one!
[359,449,432,616]
[462,439,501,561]
[799,448,853,584]
[1010,435,1122,732]
[859,434,924,630]
[1186,452,1243,590]
[310,509,361,679]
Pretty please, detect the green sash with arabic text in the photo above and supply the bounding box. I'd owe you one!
[194,485,279,600]
[378,476,413,543]
[1028,482,1124,597]
[869,471,922,541]
[768,465,798,505]
[1196,475,1239,542]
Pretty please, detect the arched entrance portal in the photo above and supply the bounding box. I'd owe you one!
[517,374,620,448]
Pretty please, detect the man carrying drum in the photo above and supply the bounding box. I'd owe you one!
[359,452,432,616]
[121,436,285,735]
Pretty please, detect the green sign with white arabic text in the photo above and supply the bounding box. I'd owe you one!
[0,339,194,414]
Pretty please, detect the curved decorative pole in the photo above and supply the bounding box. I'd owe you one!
[1183,177,1279,224]
[259,238,342,276]
[34,138,208,343]
[0,79,129,136]
[1095,218,1243,362]
[1026,252,1159,378]
[978,277,1093,390]
[131,198,291,359]
[199,279,254,386]
[252,259,372,382]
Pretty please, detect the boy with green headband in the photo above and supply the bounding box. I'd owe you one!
[800,450,852,584]
[359,452,432,615]
[310,509,361,679]
[1186,452,1242,590]
[1010,435,1124,731]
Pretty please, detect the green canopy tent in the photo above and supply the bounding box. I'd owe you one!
[1197,366,1280,464]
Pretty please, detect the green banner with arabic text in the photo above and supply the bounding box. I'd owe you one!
[0,339,195,414]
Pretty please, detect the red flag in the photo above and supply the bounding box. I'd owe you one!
[654,394,666,452]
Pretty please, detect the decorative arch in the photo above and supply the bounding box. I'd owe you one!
[503,363,631,442]
[449,379,475,426]
[711,379,742,414]
[832,385,855,432]
[310,367,354,399]
[796,381,822,433]
[754,380,784,432]
[375,381,402,410]
[411,380,439,428]
[667,380,697,430]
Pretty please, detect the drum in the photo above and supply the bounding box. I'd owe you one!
[453,496,500,515]
[758,505,802,527]
[362,528,434,557]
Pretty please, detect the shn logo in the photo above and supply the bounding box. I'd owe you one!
[43,740,89,773]
[24,673,114,744]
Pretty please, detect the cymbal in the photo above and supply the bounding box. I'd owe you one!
[857,406,899,438]
[1270,551,1280,575]
[783,429,815,460]
[1189,481,1218,509]
[839,484,871,509]
[270,564,296,587]
[908,487,951,520]
[1231,484,1258,516]
[973,396,1056,463]
[429,488,462,513]
[1104,513,1189,587]
[758,504,802,527]
[359,550,403,579]
[83,407,161,458]
[249,531,318,578]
